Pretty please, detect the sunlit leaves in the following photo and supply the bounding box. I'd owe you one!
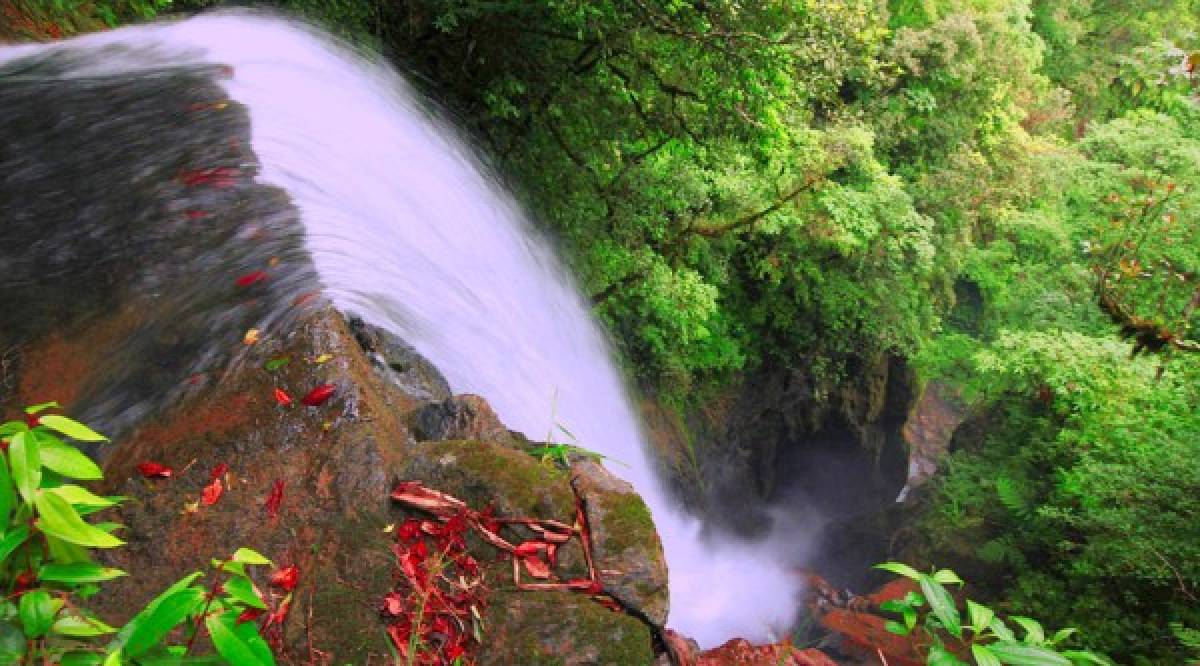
[35,492,124,548]
[38,415,108,442]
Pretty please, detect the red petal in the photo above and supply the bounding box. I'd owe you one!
[273,388,293,407]
[201,478,223,506]
[235,270,268,287]
[137,462,173,479]
[24,414,41,428]
[270,564,299,591]
[210,463,229,482]
[300,383,337,406]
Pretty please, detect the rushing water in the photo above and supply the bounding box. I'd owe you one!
[0,12,805,646]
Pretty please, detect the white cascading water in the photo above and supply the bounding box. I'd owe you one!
[0,12,804,646]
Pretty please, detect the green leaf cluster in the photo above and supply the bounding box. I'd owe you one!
[0,408,275,665]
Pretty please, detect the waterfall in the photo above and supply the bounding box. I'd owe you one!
[0,12,803,646]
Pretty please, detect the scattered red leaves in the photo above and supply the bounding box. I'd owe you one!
[270,564,299,592]
[384,506,482,666]
[300,383,337,407]
[273,388,293,408]
[384,480,617,664]
[136,462,174,479]
[264,479,285,520]
[235,270,268,287]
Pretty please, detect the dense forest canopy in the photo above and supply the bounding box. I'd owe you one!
[6,0,1198,661]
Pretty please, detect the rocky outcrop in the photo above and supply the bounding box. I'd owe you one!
[11,306,667,663]
[1,53,671,663]
[896,380,968,503]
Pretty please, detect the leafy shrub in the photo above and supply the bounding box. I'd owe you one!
[874,562,1111,666]
[0,403,277,665]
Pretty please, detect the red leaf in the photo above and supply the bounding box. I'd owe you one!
[273,388,293,407]
[381,591,405,617]
[24,414,40,428]
[185,210,210,220]
[514,541,547,558]
[179,167,239,187]
[446,644,465,660]
[264,598,291,628]
[210,463,229,482]
[300,383,337,406]
[137,462,173,479]
[397,519,422,543]
[264,479,285,519]
[236,608,265,625]
[521,555,552,579]
[201,478,223,506]
[270,564,299,591]
[235,270,268,287]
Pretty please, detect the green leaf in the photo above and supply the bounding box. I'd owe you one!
[0,450,15,532]
[0,526,31,564]
[53,614,118,636]
[928,643,969,666]
[0,621,25,662]
[972,645,1004,666]
[207,610,275,666]
[109,573,205,658]
[45,534,91,564]
[919,573,962,639]
[231,548,272,566]
[1049,627,1077,645]
[25,402,61,415]
[967,599,995,634]
[47,484,122,509]
[39,562,127,584]
[19,589,63,638]
[933,568,964,586]
[988,642,1073,666]
[0,422,27,436]
[39,415,107,442]
[34,491,124,548]
[1061,651,1113,666]
[224,575,267,610]
[1011,616,1046,645]
[39,442,103,480]
[264,357,291,371]
[59,652,105,666]
[884,619,910,635]
[990,616,1017,642]
[10,432,41,503]
[874,561,921,580]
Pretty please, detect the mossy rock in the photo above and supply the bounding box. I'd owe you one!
[479,587,655,665]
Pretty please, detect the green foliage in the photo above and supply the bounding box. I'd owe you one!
[874,563,1112,666]
[0,408,275,665]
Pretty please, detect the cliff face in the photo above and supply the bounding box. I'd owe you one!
[645,352,917,587]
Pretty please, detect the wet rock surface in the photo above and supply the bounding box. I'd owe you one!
[645,352,915,589]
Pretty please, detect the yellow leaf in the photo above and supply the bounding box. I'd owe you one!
[243,328,260,345]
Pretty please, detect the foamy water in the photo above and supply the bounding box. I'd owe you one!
[0,12,803,645]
